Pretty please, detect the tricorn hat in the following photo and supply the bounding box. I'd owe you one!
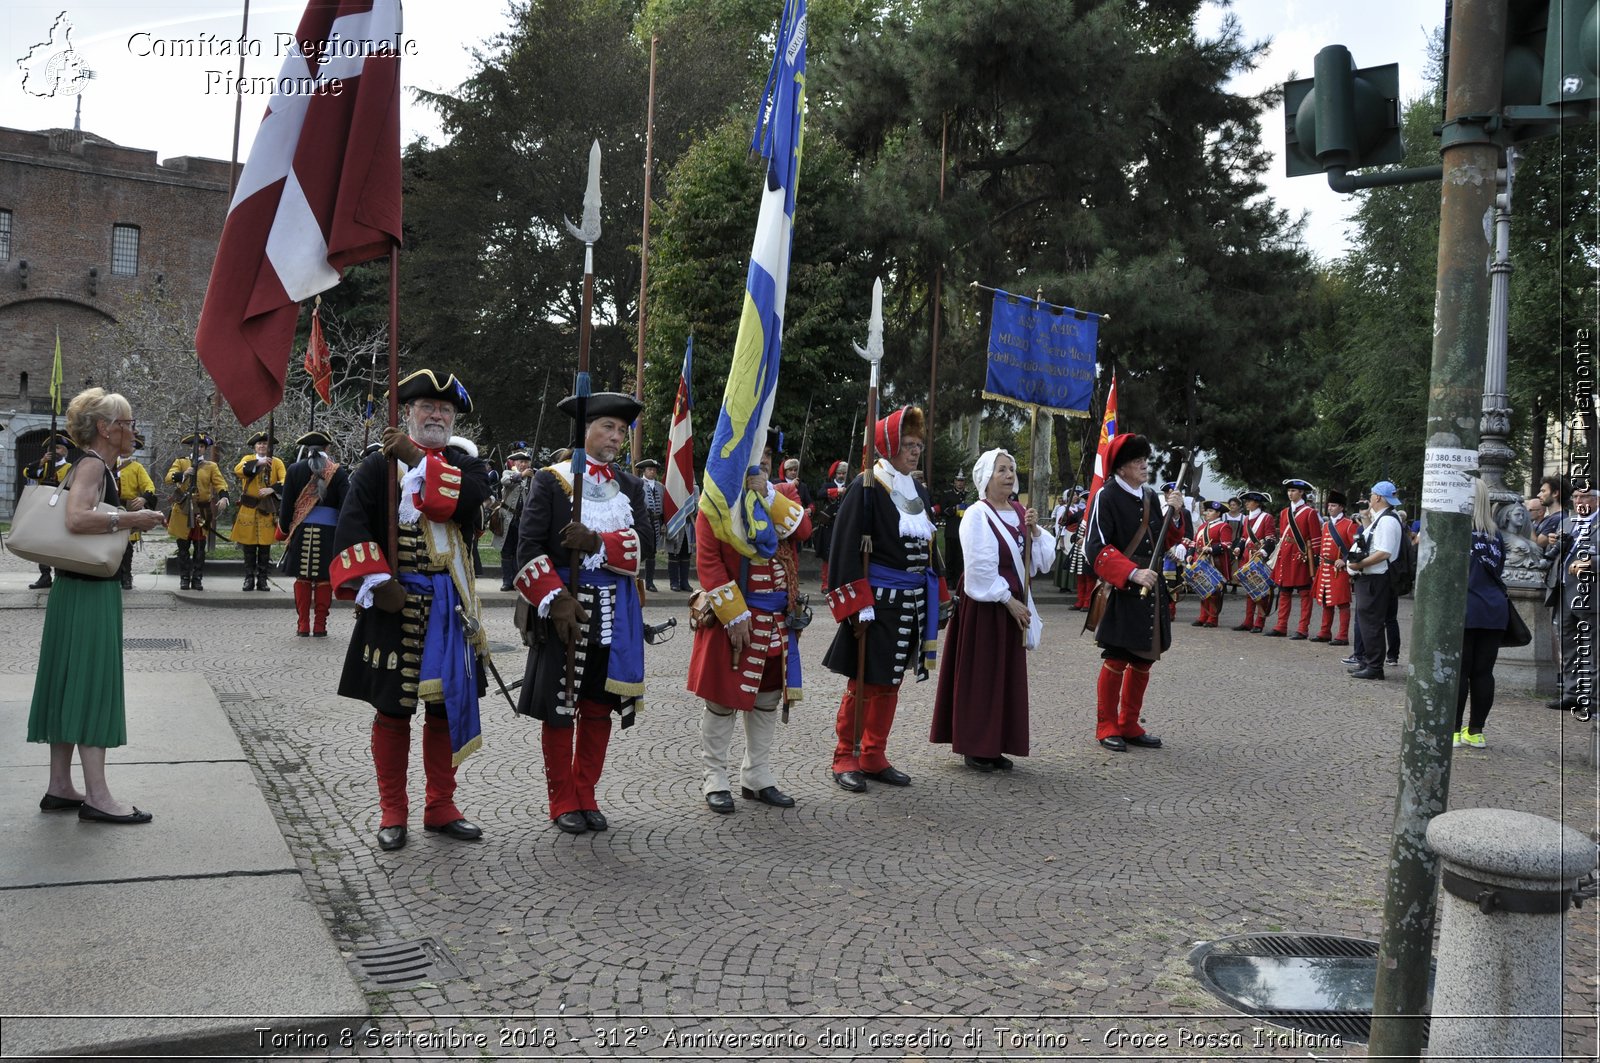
[1241,490,1270,505]
[392,369,473,414]
[1202,499,1224,514]
[766,427,784,456]
[295,430,332,450]
[557,391,642,424]
[46,432,71,450]
[180,432,213,447]
[1283,478,1313,491]
[247,430,276,447]
[507,449,532,462]
[633,458,660,470]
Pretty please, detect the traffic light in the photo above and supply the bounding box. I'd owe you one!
[1283,46,1405,178]
[1544,0,1600,104]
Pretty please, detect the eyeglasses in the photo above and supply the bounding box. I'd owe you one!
[410,400,454,416]
[113,419,136,427]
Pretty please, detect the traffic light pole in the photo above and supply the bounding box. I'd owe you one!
[1365,0,1506,1057]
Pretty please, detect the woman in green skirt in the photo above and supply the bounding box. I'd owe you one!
[30,388,167,824]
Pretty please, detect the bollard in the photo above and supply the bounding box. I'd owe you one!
[1425,808,1597,1060]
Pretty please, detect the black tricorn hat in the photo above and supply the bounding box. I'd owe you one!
[558,391,642,424]
[247,430,277,447]
[180,432,213,447]
[766,427,783,455]
[46,432,71,449]
[295,430,333,450]
[633,458,661,470]
[363,441,383,457]
[1242,490,1270,505]
[507,449,532,462]
[391,369,473,414]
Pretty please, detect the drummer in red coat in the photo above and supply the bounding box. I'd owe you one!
[1188,499,1233,627]
[1233,491,1277,632]
[1312,490,1359,645]
[1268,478,1322,639]
[688,430,812,814]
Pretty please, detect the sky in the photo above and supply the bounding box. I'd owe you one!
[2,0,1445,262]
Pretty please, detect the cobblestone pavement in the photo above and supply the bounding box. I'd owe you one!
[2,538,1596,1060]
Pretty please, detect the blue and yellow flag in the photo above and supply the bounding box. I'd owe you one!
[49,328,63,415]
[699,0,807,558]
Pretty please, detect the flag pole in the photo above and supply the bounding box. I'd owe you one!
[850,278,885,757]
[631,36,658,462]
[563,140,603,713]
[925,111,947,487]
[227,0,251,199]
[385,247,400,575]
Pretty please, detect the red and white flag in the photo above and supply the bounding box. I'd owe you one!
[662,336,695,539]
[1087,371,1119,502]
[195,0,403,425]
[304,300,333,404]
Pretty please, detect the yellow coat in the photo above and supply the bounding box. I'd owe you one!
[116,460,157,543]
[165,457,228,540]
[24,459,71,486]
[230,454,286,546]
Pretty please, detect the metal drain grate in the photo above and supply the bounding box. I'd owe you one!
[1190,933,1433,1046]
[215,691,255,703]
[348,937,464,989]
[124,637,189,650]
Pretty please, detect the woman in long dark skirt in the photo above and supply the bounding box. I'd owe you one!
[930,449,1055,771]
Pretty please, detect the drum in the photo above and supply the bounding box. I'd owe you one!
[1183,559,1224,598]
[1238,559,1275,601]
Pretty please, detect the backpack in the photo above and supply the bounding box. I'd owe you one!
[1383,510,1417,596]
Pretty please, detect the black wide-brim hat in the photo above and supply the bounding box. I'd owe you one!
[46,432,71,449]
[295,430,333,450]
[558,391,642,424]
[247,430,277,447]
[633,458,660,470]
[507,450,532,462]
[1327,489,1347,507]
[1202,499,1224,513]
[766,427,783,455]
[392,369,473,414]
[1282,478,1313,491]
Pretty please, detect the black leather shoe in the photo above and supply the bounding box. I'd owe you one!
[39,793,83,812]
[833,771,867,793]
[963,755,997,772]
[376,825,407,850]
[868,766,911,787]
[554,811,589,834]
[243,580,255,592]
[1263,629,1287,638]
[255,583,270,592]
[1231,623,1252,631]
[424,818,482,841]
[1127,734,1163,748]
[1548,696,1578,711]
[499,584,514,592]
[1190,620,1206,627]
[1251,626,1264,633]
[1289,632,1308,641]
[581,810,608,831]
[1310,635,1329,643]
[296,630,311,638]
[1098,736,1128,752]
[993,755,1014,771]
[742,786,796,808]
[1350,667,1386,680]
[78,804,152,825]
[1330,638,1350,646]
[706,790,735,814]
[28,577,52,590]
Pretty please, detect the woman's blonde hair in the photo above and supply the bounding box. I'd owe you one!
[1471,477,1497,536]
[64,388,131,448]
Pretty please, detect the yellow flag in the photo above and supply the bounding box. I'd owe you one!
[49,329,63,414]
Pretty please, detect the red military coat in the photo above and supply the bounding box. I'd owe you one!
[1314,513,1360,606]
[686,487,812,710]
[1195,518,1234,581]
[1272,501,1322,589]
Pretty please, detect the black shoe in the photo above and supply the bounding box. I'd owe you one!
[255,583,270,592]
[1548,696,1577,711]
[554,811,589,834]
[742,786,795,808]
[868,766,911,787]
[499,584,514,592]
[993,755,1014,771]
[39,793,84,812]
[1098,736,1128,752]
[1386,656,1399,666]
[1330,638,1350,646]
[1309,634,1329,642]
[706,790,735,814]
[179,579,192,591]
[1231,623,1252,631]
[243,579,255,592]
[121,580,133,591]
[964,755,997,772]
[312,630,328,638]
[78,804,152,824]
[376,825,407,850]
[297,631,311,638]
[424,818,482,841]
[581,810,608,831]
[833,771,867,793]
[646,582,659,592]
[1350,667,1386,680]
[1127,734,1163,748]
[191,581,204,592]
[1251,626,1264,634]
[1263,629,1287,638]
[28,577,52,590]
[1289,632,1308,641]
[1190,620,1206,627]
[1340,655,1360,666]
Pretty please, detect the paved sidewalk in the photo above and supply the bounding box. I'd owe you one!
[0,542,1594,1059]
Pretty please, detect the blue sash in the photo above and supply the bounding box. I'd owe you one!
[868,561,940,666]
[305,504,339,527]
[398,572,481,764]
[746,588,802,695]
[556,567,645,700]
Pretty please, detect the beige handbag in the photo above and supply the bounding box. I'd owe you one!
[6,459,129,578]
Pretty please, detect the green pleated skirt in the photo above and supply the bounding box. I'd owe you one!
[27,574,127,748]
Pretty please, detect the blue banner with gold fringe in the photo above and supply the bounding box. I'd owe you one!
[982,290,1099,416]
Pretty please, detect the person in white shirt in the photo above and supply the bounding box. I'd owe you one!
[1347,480,1405,680]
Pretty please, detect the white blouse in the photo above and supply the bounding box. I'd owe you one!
[958,502,1058,603]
